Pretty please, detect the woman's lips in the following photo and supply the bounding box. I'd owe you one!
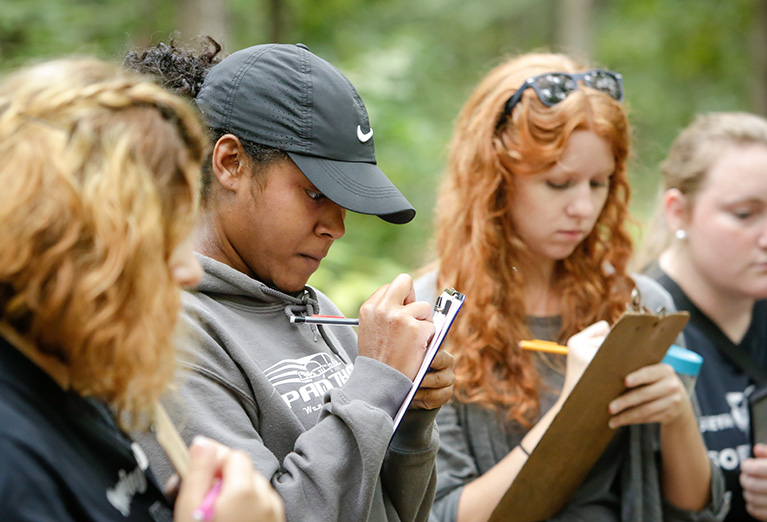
[557,230,585,241]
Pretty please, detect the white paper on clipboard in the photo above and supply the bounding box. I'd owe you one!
[391,288,465,436]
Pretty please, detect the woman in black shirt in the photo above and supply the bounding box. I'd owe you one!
[642,111,767,521]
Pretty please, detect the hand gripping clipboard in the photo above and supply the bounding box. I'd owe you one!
[391,288,465,437]
[489,303,689,522]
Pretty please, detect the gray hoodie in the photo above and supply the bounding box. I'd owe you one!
[140,254,439,522]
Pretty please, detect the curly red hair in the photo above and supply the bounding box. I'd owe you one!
[435,53,634,426]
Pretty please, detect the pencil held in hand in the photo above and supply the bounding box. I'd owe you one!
[519,339,568,355]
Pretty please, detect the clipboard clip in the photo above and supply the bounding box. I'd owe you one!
[628,287,644,313]
[435,288,464,315]
[626,287,667,316]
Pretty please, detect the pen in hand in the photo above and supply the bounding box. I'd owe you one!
[519,339,568,355]
[192,478,222,522]
[290,314,360,326]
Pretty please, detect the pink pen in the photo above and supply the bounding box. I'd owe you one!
[192,478,222,521]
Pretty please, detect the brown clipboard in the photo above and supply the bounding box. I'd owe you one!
[488,310,689,522]
[153,402,190,478]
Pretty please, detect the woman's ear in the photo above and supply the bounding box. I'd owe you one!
[211,134,246,192]
[663,188,689,234]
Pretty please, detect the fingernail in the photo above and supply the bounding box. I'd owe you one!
[608,419,617,429]
[191,435,210,448]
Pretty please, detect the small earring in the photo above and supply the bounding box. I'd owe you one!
[675,229,687,240]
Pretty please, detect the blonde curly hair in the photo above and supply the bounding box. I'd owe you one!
[0,58,208,421]
[435,53,633,426]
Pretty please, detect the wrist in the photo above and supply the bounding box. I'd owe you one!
[667,394,696,428]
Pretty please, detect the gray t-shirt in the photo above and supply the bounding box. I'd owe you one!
[527,315,627,521]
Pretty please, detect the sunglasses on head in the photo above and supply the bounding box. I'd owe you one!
[496,69,624,129]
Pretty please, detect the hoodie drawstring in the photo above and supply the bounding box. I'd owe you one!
[282,288,348,363]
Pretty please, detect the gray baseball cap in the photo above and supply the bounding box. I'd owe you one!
[195,43,415,224]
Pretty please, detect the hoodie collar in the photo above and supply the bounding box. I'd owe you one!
[193,253,321,320]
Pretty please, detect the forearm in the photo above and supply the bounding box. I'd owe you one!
[455,399,563,522]
[278,390,395,521]
[382,408,440,521]
[175,357,414,522]
[659,400,711,511]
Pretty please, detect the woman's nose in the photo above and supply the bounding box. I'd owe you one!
[565,183,596,219]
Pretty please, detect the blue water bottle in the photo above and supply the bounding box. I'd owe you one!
[662,344,703,395]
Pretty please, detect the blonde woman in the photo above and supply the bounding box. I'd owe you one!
[416,53,728,521]
[0,58,283,522]
[642,112,767,521]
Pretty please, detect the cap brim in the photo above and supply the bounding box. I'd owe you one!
[288,152,416,224]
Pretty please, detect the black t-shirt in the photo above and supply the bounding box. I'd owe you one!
[0,336,172,521]
[653,270,767,522]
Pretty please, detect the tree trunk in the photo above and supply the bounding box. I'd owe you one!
[175,0,230,49]
[269,0,285,43]
[751,0,767,116]
[131,0,162,47]
[556,0,595,60]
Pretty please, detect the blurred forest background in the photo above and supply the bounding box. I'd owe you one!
[2,0,766,314]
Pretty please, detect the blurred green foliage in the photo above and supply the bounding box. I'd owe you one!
[1,0,761,314]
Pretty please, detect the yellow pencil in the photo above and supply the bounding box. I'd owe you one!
[519,339,568,355]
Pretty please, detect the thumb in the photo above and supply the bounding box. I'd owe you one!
[384,273,416,306]
[754,443,767,459]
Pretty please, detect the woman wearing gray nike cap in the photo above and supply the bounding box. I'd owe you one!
[125,38,454,522]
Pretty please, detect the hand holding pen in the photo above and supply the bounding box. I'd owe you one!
[560,321,608,398]
[519,322,607,401]
[174,437,284,522]
[356,274,435,381]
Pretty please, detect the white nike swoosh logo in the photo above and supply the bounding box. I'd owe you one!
[357,125,374,143]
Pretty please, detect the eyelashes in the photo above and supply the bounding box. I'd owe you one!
[305,189,326,201]
[545,179,609,190]
[546,181,570,190]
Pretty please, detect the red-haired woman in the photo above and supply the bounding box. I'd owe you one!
[415,53,727,522]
